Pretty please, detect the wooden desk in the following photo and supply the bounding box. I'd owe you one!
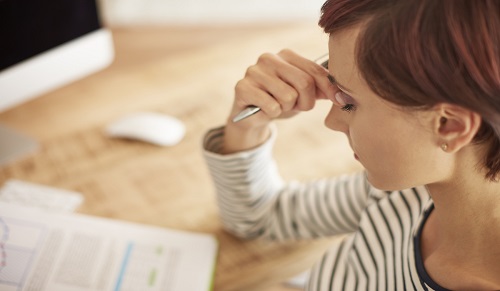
[0,22,362,291]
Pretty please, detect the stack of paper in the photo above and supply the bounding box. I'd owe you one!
[0,202,218,291]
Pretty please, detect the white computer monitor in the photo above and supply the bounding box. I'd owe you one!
[0,0,114,166]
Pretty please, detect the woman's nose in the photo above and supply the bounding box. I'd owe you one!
[324,104,349,134]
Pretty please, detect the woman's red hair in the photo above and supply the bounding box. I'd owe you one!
[319,0,500,181]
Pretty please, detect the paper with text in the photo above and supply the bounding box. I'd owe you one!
[0,202,218,291]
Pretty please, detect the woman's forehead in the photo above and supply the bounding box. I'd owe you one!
[328,27,362,89]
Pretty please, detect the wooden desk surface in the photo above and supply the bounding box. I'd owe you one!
[0,22,362,291]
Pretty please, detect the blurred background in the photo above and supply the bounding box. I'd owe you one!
[0,1,353,290]
[98,0,326,25]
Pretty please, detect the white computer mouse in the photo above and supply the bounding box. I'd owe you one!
[105,112,185,146]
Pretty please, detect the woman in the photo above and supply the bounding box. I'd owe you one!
[203,0,500,290]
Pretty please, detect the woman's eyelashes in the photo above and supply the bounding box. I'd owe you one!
[331,83,357,112]
[341,103,356,112]
[327,75,357,112]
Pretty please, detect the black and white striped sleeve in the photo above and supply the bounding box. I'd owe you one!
[202,126,376,241]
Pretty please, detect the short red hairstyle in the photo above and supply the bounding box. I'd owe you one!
[319,0,500,181]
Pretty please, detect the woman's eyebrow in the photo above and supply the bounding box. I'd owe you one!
[328,74,354,95]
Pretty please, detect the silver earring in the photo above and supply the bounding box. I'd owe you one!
[441,143,448,152]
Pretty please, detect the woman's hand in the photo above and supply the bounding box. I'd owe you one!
[222,49,336,154]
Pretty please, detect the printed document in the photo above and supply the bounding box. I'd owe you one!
[0,202,218,291]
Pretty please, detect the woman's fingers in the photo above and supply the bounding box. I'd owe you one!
[232,50,336,124]
[278,49,336,107]
[244,61,299,113]
[234,77,283,119]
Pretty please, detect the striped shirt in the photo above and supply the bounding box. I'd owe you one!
[203,126,446,291]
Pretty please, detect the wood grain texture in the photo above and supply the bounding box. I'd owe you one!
[0,23,362,291]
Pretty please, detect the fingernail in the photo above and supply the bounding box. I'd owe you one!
[335,92,345,106]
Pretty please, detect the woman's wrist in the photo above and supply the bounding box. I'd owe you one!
[221,122,272,154]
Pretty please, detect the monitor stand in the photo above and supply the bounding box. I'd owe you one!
[0,124,38,166]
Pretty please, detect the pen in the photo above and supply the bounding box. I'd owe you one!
[232,53,329,123]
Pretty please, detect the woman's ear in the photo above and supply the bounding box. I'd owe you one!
[433,103,482,153]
